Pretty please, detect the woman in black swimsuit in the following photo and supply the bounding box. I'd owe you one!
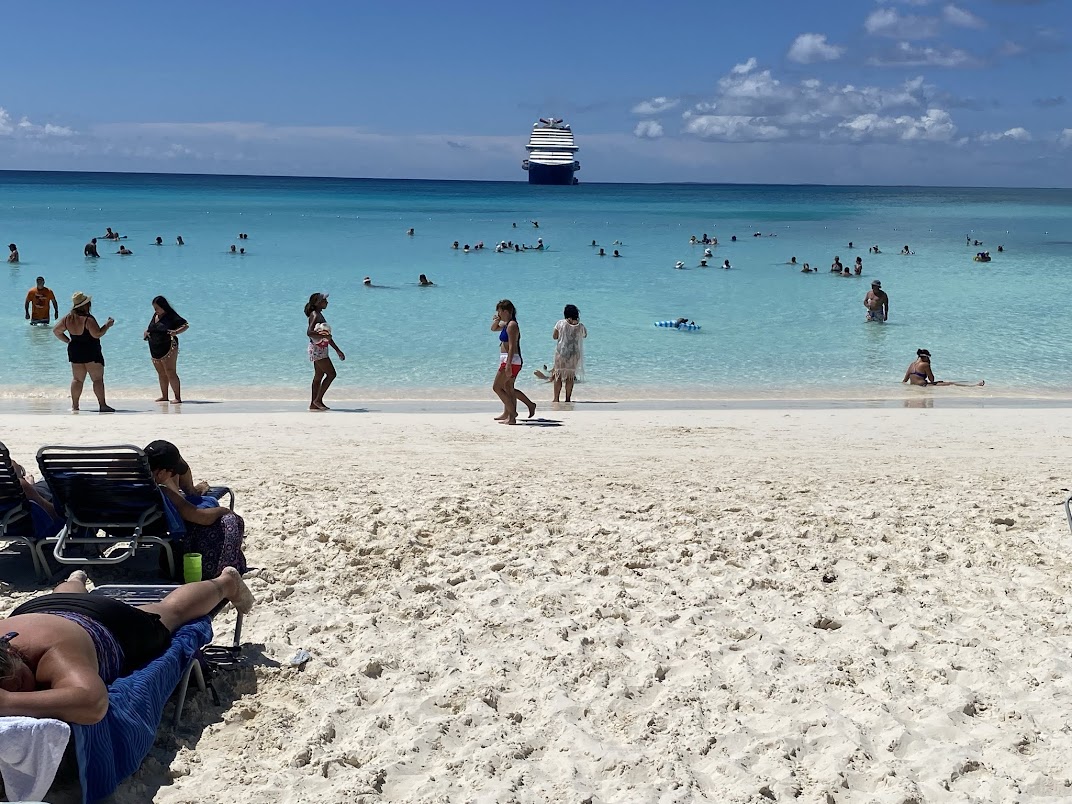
[52,292,115,412]
[143,295,189,403]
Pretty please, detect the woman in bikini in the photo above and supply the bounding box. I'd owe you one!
[143,295,189,403]
[491,300,536,425]
[902,349,985,387]
[305,292,345,410]
[52,292,115,412]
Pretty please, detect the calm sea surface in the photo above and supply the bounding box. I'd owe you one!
[2,171,1071,401]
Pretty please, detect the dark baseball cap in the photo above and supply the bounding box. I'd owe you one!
[144,440,189,475]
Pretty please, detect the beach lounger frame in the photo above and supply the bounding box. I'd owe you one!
[0,441,47,580]
[1066,492,1072,535]
[90,583,244,727]
[35,445,178,579]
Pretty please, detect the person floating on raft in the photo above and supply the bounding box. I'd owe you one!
[973,251,991,262]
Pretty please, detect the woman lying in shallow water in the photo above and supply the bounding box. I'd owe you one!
[902,349,985,387]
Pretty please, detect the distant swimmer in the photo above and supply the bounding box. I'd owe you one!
[463,244,470,253]
[722,259,731,269]
[801,263,812,273]
[789,256,797,265]
[842,266,852,277]
[176,235,184,245]
[512,222,517,228]
[239,233,248,240]
[854,256,863,275]
[7,243,18,263]
[598,248,606,256]
[532,221,539,228]
[230,245,237,253]
[495,243,504,253]
[690,235,698,244]
[407,228,415,236]
[363,276,372,286]
[973,240,982,246]
[154,236,163,246]
[704,248,713,258]
[116,246,133,255]
[674,261,686,270]
[613,250,621,258]
[901,245,913,255]
[831,256,843,273]
[869,244,881,254]
[699,259,708,267]
[997,245,1004,252]
[612,240,623,245]
[536,238,544,250]
[419,274,434,286]
[84,238,100,258]
[239,247,245,254]
[903,349,984,387]
[864,280,888,322]
[102,227,117,240]
[25,276,58,325]
[452,241,459,250]
[731,235,737,242]
[590,240,597,247]
[848,241,854,249]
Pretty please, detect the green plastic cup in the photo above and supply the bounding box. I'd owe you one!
[183,553,203,584]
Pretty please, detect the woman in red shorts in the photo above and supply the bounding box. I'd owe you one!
[491,299,536,425]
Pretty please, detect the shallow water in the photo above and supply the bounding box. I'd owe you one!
[2,172,1070,400]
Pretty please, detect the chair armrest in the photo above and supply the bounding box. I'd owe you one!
[204,486,234,512]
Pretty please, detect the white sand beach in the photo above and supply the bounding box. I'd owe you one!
[3,406,1072,803]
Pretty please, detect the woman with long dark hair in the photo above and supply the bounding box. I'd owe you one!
[491,299,536,425]
[143,295,189,403]
[305,292,345,410]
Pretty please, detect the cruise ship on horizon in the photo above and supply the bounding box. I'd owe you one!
[522,118,579,185]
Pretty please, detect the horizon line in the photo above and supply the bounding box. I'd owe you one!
[0,167,1066,193]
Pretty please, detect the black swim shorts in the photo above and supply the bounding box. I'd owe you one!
[9,593,172,676]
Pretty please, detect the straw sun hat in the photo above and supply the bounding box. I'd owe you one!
[71,292,92,309]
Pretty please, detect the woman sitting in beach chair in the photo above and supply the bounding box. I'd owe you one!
[144,441,248,580]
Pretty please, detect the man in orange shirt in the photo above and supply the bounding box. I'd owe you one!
[25,276,59,325]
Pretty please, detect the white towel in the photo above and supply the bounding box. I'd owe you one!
[0,716,71,801]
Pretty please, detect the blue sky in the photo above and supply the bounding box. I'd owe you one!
[1,0,1069,185]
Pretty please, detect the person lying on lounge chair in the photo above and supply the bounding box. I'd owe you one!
[0,568,254,724]
[11,459,58,522]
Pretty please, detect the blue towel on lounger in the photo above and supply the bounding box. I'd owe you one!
[70,617,212,803]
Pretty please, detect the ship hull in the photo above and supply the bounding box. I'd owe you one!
[525,162,577,185]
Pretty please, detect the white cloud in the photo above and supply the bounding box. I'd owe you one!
[634,120,664,139]
[682,115,788,142]
[943,4,985,28]
[787,33,845,64]
[978,127,1032,143]
[674,59,965,146]
[0,107,75,138]
[865,8,941,38]
[731,58,758,75]
[837,108,958,142]
[868,41,976,67]
[1058,129,1072,147]
[631,97,679,115]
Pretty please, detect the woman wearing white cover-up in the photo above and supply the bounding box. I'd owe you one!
[551,304,587,403]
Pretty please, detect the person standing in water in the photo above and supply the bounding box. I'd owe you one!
[25,276,59,325]
[491,300,536,425]
[304,292,345,411]
[52,292,115,412]
[551,304,587,403]
[864,280,888,322]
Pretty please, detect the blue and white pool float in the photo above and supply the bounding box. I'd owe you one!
[655,320,701,331]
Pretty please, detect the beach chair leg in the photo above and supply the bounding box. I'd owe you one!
[233,613,244,649]
[1065,494,1072,535]
[172,658,197,728]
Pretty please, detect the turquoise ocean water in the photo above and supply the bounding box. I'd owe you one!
[2,171,1071,402]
